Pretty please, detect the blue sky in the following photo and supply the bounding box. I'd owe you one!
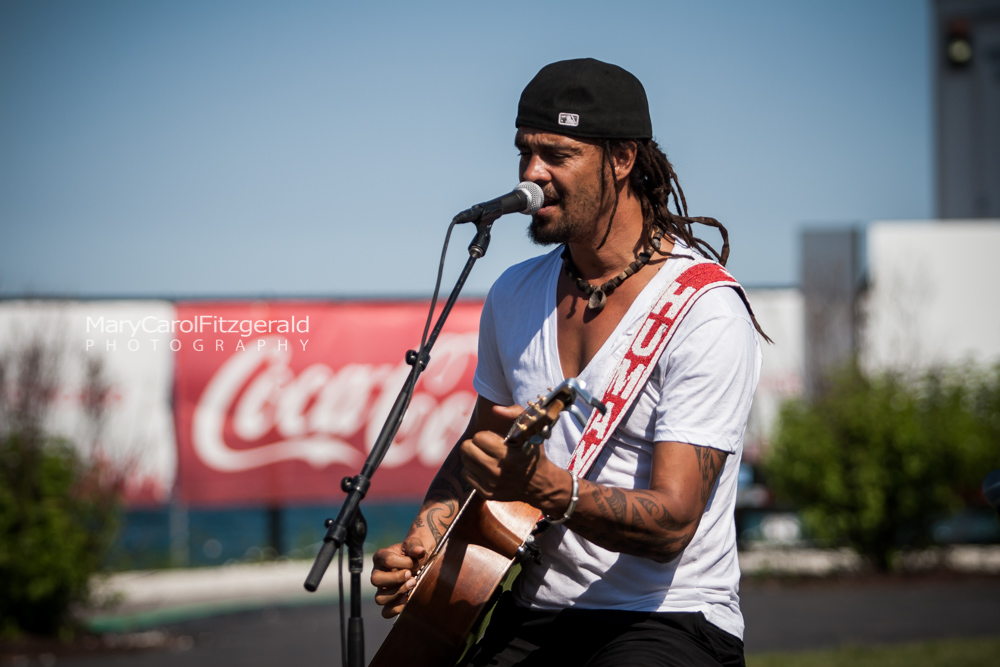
[0,0,932,298]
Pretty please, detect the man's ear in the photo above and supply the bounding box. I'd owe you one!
[612,141,638,183]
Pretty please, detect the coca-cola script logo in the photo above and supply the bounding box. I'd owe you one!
[192,333,478,473]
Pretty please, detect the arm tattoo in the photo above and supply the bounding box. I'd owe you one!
[591,487,612,521]
[584,485,691,562]
[416,446,470,544]
[605,487,629,523]
[634,495,682,533]
[577,445,728,564]
[694,446,727,504]
[628,505,647,534]
[423,501,458,543]
[584,484,690,562]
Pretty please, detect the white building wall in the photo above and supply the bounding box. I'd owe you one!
[862,220,1000,372]
[744,287,805,460]
[0,301,178,503]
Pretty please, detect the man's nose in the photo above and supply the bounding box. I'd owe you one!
[520,155,549,183]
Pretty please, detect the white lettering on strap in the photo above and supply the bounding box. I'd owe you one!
[568,261,744,477]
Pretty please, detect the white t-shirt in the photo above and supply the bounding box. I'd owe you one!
[473,245,761,639]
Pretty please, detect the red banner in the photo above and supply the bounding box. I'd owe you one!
[172,301,482,505]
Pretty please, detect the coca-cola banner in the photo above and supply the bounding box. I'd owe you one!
[173,301,483,505]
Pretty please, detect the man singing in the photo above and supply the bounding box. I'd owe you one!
[372,58,765,667]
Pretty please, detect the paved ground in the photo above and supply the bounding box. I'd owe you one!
[4,552,1000,665]
[8,574,999,666]
[739,574,1000,653]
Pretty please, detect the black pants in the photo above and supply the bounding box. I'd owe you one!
[460,592,745,667]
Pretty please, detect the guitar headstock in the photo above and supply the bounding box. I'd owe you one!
[504,378,607,450]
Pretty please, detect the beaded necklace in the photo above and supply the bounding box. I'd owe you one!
[560,227,666,312]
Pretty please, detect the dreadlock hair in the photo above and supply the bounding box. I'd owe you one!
[600,138,729,264]
[599,138,772,342]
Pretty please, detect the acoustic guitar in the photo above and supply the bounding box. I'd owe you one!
[368,378,604,667]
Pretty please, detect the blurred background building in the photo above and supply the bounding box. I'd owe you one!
[936,0,1000,218]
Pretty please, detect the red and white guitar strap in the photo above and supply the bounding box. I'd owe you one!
[568,259,750,478]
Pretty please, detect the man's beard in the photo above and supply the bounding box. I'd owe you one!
[527,184,606,246]
[528,215,576,246]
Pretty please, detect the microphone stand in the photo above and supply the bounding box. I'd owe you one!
[304,211,499,667]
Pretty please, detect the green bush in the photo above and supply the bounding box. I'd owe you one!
[764,365,999,570]
[0,435,119,637]
[0,343,121,638]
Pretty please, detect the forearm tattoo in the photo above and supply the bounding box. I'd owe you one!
[583,485,690,563]
[416,446,471,544]
[577,446,728,564]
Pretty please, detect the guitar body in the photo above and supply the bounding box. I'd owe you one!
[368,494,540,667]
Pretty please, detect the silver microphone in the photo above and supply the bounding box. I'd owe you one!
[453,181,544,223]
